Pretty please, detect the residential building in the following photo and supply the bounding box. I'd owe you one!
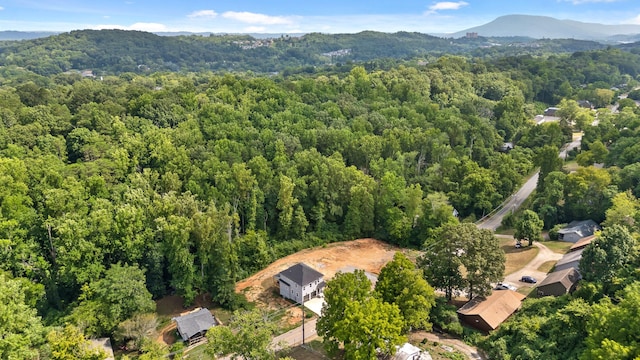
[172,308,218,345]
[554,248,584,272]
[536,268,581,297]
[393,343,432,360]
[457,290,526,332]
[570,235,596,252]
[557,220,600,243]
[275,263,325,304]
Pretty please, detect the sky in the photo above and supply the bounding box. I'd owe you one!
[1,0,640,34]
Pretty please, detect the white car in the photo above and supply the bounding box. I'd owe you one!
[495,282,518,291]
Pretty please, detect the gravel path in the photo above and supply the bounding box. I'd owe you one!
[500,238,563,288]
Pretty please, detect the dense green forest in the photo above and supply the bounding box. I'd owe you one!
[0,29,609,75]
[2,30,640,358]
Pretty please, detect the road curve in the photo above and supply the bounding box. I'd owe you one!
[477,172,539,231]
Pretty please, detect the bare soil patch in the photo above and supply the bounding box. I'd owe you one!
[235,238,401,307]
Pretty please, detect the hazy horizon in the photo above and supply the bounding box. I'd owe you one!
[0,0,639,35]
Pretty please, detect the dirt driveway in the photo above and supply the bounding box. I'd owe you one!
[500,237,563,288]
[235,238,401,307]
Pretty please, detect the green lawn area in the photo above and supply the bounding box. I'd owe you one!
[500,238,539,275]
[542,241,573,254]
[285,340,329,360]
[538,260,557,273]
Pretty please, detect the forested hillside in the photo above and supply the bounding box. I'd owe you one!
[0,29,607,75]
[2,35,640,358]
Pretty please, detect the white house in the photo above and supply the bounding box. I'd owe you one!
[393,343,432,360]
[275,263,325,304]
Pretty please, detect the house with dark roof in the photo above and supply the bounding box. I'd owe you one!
[275,263,325,304]
[577,100,593,109]
[554,248,584,272]
[544,107,560,116]
[457,290,525,332]
[557,220,600,243]
[570,235,596,252]
[536,268,581,297]
[172,308,218,345]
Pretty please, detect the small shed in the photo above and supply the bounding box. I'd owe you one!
[536,268,581,297]
[554,248,584,272]
[558,220,600,243]
[172,308,218,345]
[457,290,525,332]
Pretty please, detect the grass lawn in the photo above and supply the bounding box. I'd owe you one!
[542,241,573,254]
[500,238,539,275]
[563,161,580,173]
[538,260,557,273]
[181,342,209,359]
[285,340,329,360]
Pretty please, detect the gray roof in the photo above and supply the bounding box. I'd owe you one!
[537,268,581,289]
[172,308,218,341]
[277,263,324,286]
[558,220,600,237]
[556,248,584,268]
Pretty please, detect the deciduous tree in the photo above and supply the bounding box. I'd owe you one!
[375,252,435,330]
[207,308,279,360]
[317,270,372,356]
[515,210,544,246]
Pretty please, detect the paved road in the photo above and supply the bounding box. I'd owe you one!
[478,134,582,231]
[271,318,319,351]
[477,172,539,231]
[559,134,582,160]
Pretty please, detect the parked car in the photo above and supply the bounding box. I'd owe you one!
[495,283,518,291]
[515,242,522,249]
[520,275,537,283]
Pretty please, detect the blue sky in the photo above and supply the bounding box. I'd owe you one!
[0,0,639,34]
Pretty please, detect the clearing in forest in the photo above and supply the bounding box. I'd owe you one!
[235,238,401,308]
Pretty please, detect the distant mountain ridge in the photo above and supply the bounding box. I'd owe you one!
[0,31,59,41]
[451,15,640,42]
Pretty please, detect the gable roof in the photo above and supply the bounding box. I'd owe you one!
[558,220,600,237]
[457,290,525,330]
[537,268,581,289]
[277,263,324,286]
[556,248,584,268]
[172,308,218,341]
[570,235,596,251]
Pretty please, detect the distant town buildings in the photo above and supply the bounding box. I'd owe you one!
[322,49,352,57]
[466,32,479,39]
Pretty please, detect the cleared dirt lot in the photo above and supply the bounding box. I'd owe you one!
[235,238,402,307]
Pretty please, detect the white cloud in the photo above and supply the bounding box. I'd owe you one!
[561,0,619,4]
[244,26,266,33]
[426,1,469,15]
[629,14,640,25]
[0,6,4,11]
[188,10,218,19]
[222,11,292,25]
